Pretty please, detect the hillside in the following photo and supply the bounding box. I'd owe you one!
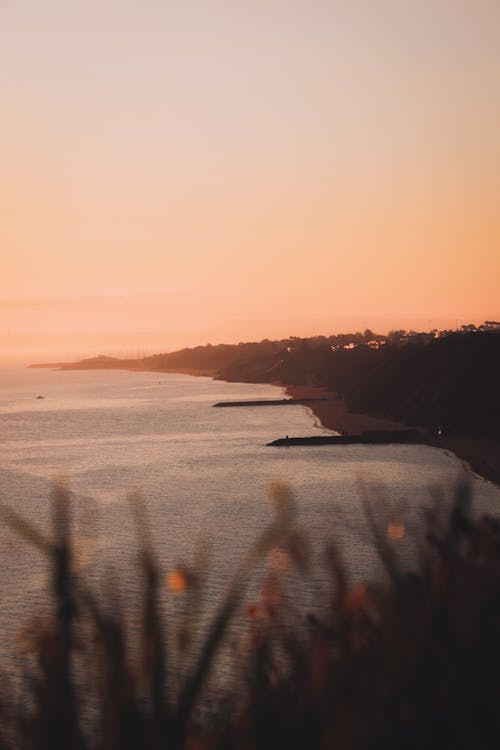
[44,331,500,440]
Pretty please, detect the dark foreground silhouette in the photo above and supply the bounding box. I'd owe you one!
[1,481,500,749]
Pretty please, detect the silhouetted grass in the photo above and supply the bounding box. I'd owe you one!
[1,480,500,748]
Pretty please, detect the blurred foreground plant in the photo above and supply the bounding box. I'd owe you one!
[1,480,500,749]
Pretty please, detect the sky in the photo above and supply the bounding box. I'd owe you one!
[1,0,499,359]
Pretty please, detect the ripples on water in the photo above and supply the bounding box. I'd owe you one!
[1,366,500,681]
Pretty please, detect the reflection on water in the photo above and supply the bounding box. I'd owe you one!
[1,366,500,671]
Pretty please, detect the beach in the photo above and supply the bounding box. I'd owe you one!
[28,361,500,490]
[286,384,500,489]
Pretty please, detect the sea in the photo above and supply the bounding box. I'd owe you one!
[1,365,500,688]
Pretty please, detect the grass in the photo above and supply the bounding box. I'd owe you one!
[1,479,500,748]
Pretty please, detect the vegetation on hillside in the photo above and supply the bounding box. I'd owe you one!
[63,330,500,439]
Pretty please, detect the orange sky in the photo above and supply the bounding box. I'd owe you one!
[1,1,499,359]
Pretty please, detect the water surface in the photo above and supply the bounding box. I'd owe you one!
[1,366,499,678]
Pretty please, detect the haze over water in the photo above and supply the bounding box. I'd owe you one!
[1,366,500,676]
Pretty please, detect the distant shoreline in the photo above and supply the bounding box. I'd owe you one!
[30,361,500,489]
[29,361,218,378]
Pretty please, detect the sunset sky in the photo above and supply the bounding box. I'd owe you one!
[1,0,499,359]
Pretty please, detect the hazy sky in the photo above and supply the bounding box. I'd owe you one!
[1,0,499,357]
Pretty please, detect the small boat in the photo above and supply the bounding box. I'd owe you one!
[35,394,45,399]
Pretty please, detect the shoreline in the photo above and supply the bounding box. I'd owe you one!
[285,384,500,490]
[31,362,500,489]
[30,362,218,378]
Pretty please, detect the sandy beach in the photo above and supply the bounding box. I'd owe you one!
[286,384,500,489]
[285,385,408,435]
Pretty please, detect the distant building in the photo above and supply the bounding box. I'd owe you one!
[482,321,500,332]
[399,333,434,346]
[437,329,454,338]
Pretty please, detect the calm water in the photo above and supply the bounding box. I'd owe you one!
[1,365,500,679]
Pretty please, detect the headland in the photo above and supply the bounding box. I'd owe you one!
[30,327,500,488]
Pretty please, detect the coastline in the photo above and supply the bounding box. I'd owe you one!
[285,384,500,490]
[284,385,408,435]
[31,362,500,489]
[30,362,218,378]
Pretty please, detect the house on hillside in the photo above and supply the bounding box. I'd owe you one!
[481,321,500,332]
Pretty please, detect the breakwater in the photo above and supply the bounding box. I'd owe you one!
[267,429,423,446]
[212,398,328,407]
